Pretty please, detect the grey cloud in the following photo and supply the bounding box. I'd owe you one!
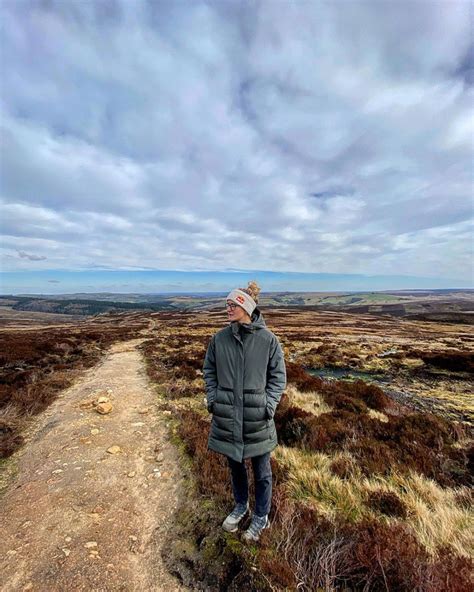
[310,187,356,200]
[452,42,474,86]
[17,250,47,261]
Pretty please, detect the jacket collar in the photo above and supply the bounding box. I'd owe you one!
[231,308,266,338]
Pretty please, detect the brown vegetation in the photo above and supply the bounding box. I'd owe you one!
[262,494,473,592]
[417,350,474,373]
[365,490,408,518]
[176,409,231,501]
[274,403,471,487]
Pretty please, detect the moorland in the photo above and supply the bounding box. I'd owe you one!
[0,294,472,591]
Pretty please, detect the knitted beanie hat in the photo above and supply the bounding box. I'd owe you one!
[226,288,257,317]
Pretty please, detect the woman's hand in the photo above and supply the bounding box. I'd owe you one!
[265,336,287,419]
[203,336,218,414]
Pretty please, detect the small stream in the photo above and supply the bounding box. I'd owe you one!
[306,367,389,384]
[306,367,472,425]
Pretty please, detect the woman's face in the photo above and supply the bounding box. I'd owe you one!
[226,300,249,323]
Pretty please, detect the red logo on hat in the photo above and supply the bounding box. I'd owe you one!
[236,295,245,304]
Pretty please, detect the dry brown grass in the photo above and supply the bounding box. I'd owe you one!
[285,384,332,415]
[274,444,473,560]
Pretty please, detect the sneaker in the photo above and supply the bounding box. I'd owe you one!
[242,514,270,542]
[222,502,250,532]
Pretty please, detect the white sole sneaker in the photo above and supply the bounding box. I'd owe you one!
[222,506,250,533]
[242,516,270,542]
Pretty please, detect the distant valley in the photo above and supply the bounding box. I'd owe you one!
[1,288,472,325]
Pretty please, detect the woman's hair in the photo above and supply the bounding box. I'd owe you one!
[239,280,261,304]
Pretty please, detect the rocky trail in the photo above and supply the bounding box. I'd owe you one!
[0,339,187,592]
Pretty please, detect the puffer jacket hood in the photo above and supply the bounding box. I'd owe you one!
[203,308,287,462]
[231,307,267,336]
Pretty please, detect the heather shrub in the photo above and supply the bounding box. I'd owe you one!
[324,393,368,414]
[349,437,399,477]
[303,412,350,451]
[286,362,393,418]
[175,365,198,380]
[273,390,292,419]
[419,351,474,373]
[270,497,354,590]
[345,518,428,591]
[322,378,391,412]
[348,380,392,411]
[176,409,232,502]
[286,361,324,392]
[274,395,471,486]
[276,406,312,446]
[330,456,357,480]
[389,412,456,449]
[366,490,408,518]
[0,415,24,457]
[466,444,474,476]
[163,351,205,380]
[423,546,474,592]
[259,550,297,589]
[270,454,290,486]
[166,378,197,399]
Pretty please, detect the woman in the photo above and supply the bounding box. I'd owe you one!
[203,281,287,542]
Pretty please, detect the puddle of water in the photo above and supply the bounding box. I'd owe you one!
[307,367,388,384]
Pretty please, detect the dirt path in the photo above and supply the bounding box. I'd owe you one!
[0,339,187,592]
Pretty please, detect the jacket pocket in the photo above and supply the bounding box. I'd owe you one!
[211,414,234,443]
[243,391,266,423]
[216,386,234,406]
[264,401,274,419]
[207,388,217,413]
[266,418,272,440]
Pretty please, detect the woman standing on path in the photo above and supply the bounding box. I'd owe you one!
[203,281,287,542]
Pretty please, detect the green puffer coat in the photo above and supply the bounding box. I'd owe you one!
[202,308,287,462]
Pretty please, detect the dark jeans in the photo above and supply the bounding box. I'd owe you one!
[227,452,272,517]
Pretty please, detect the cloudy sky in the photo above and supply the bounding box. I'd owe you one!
[1,0,473,293]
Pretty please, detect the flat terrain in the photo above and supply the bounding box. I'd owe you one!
[259,308,473,424]
[0,304,472,591]
[0,339,186,592]
[0,305,85,327]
